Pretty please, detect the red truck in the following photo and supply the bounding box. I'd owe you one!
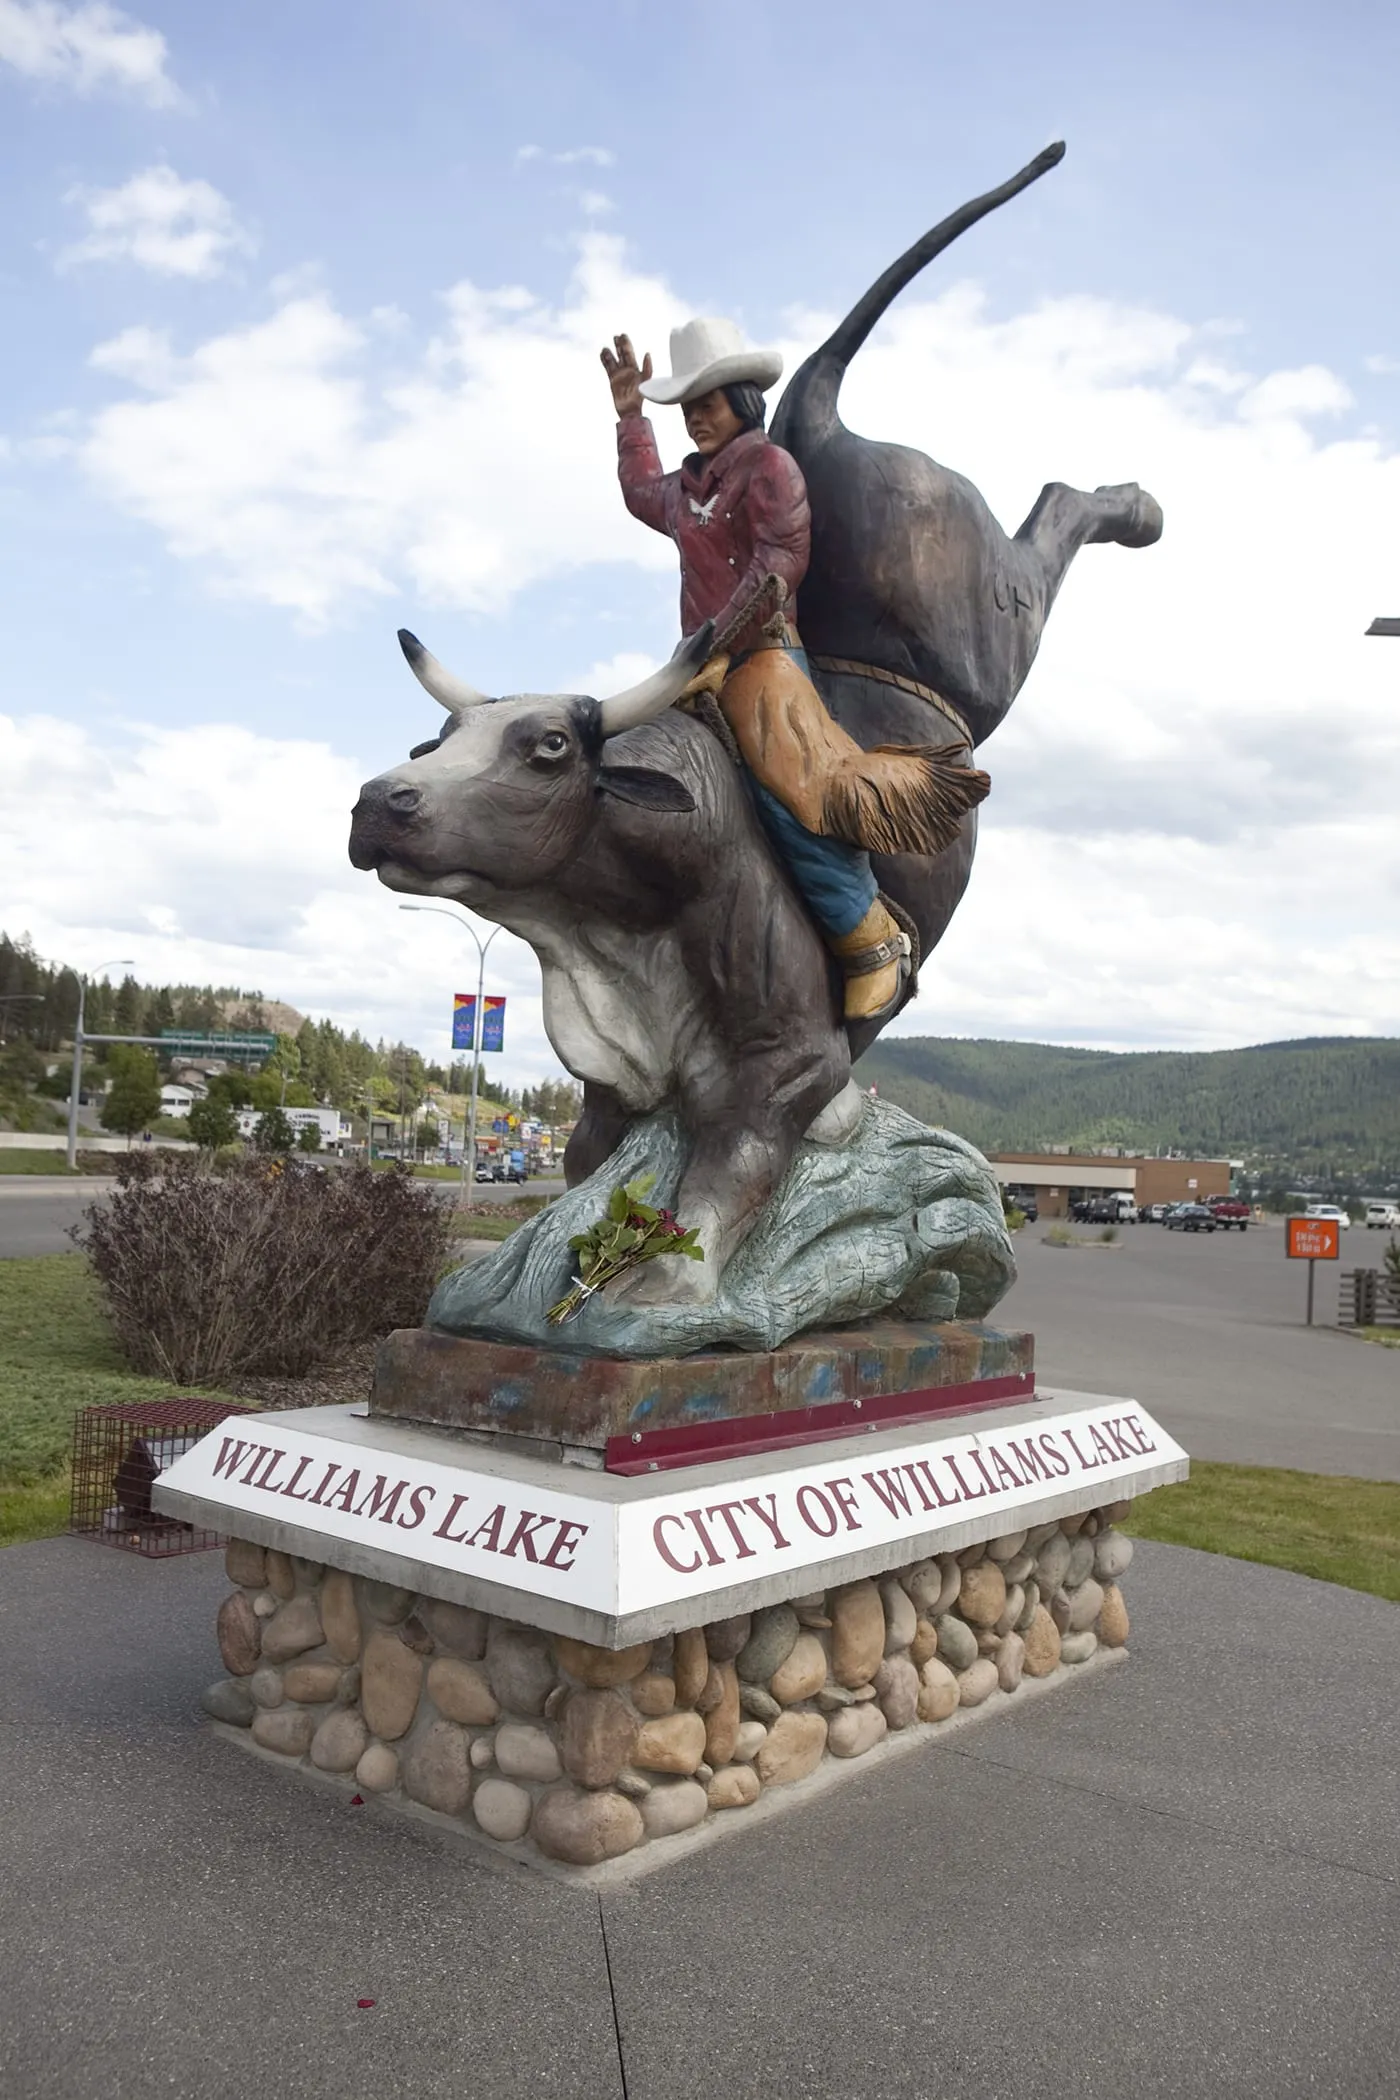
[1207,1198,1251,1231]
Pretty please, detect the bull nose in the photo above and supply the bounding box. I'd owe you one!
[348,775,424,870]
[386,782,423,814]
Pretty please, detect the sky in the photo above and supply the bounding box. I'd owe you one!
[1,0,1398,1082]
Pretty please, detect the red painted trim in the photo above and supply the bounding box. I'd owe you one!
[604,1372,1036,1475]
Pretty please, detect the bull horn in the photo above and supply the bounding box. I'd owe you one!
[598,622,717,738]
[398,629,489,715]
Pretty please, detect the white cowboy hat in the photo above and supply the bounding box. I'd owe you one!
[639,317,783,405]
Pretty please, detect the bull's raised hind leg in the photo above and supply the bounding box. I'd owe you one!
[1013,480,1164,606]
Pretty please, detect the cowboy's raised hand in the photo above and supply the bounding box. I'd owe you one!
[600,333,652,418]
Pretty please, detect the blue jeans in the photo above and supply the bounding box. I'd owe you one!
[740,646,878,939]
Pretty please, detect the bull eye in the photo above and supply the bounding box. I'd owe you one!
[534,730,571,762]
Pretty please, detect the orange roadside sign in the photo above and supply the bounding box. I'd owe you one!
[1286,1216,1339,1261]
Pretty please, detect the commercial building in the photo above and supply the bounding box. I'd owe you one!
[990,1151,1232,1218]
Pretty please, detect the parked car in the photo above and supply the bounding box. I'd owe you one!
[1364,1202,1400,1229]
[1302,1204,1350,1227]
[1138,1202,1170,1223]
[1020,1197,1038,1223]
[473,1165,495,1183]
[1207,1199,1251,1231]
[1165,1204,1217,1232]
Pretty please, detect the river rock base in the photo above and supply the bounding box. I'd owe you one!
[203,1503,1137,1875]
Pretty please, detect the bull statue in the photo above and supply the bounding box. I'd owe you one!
[349,143,1162,1338]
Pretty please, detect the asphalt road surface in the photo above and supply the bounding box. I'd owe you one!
[1000,1217,1400,1481]
[0,1174,566,1259]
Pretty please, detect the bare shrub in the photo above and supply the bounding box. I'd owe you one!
[76,1156,453,1384]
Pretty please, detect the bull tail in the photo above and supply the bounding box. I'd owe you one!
[772,142,1065,451]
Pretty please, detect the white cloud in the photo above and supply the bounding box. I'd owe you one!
[516,144,614,167]
[1364,353,1400,377]
[0,0,177,104]
[60,166,252,279]
[51,234,1400,1052]
[0,711,564,1077]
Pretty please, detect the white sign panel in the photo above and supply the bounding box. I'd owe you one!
[157,1400,1184,1625]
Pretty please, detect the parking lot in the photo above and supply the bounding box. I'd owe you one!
[1000,1216,1400,1482]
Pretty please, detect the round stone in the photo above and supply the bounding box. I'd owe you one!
[216,1591,260,1677]
[310,1707,368,1773]
[909,1617,939,1669]
[249,1666,284,1709]
[485,1626,556,1716]
[630,1673,677,1717]
[739,1683,781,1722]
[640,1779,709,1837]
[1024,1520,1060,1548]
[1061,1629,1099,1665]
[1094,1530,1134,1581]
[356,1578,415,1625]
[995,1584,1025,1637]
[673,1627,708,1707]
[703,1615,750,1663]
[1100,1499,1132,1524]
[1001,1550,1036,1585]
[934,1558,962,1613]
[916,1657,959,1722]
[736,1605,800,1684]
[1066,1534,1096,1587]
[1098,1583,1130,1647]
[494,1722,563,1783]
[880,1580,917,1655]
[1060,1511,1089,1538]
[733,1720,768,1762]
[532,1785,644,1865]
[1022,1605,1062,1677]
[986,1529,1028,1563]
[827,1703,888,1758]
[260,1593,324,1664]
[1015,1580,1040,1632]
[703,1661,741,1766]
[283,1661,341,1704]
[224,1539,265,1589]
[1066,1578,1105,1633]
[997,1631,1026,1692]
[427,1657,500,1726]
[251,1590,278,1619]
[473,1777,532,1842]
[904,1562,943,1615]
[201,1678,254,1726]
[251,1706,314,1756]
[706,1764,761,1810]
[958,1561,1007,1628]
[265,1549,296,1599]
[321,1570,360,1664]
[769,1633,828,1705]
[470,1735,495,1769]
[956,1658,1000,1708]
[361,1630,424,1741]
[1035,1532,1072,1594]
[873,1654,919,1730]
[403,1719,474,1814]
[633,1710,707,1774]
[560,1688,637,1790]
[830,1581,885,1687]
[555,1636,652,1688]
[957,1541,986,1567]
[1050,1587,1072,1633]
[397,1615,433,1655]
[933,1614,978,1672]
[755,1710,827,1784]
[615,1767,650,1800]
[417,1598,486,1658]
[355,1741,400,1792]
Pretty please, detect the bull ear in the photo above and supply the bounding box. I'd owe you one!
[597,766,696,813]
[408,735,442,760]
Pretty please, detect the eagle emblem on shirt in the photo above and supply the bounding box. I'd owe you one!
[687,494,720,526]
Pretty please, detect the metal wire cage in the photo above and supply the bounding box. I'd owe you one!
[69,1396,252,1557]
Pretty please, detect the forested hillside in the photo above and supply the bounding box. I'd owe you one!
[855,1035,1400,1179]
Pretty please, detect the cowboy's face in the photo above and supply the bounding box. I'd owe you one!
[683,388,744,457]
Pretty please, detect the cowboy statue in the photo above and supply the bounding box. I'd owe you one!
[602,316,987,1024]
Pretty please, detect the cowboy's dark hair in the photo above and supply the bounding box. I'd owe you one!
[722,381,767,431]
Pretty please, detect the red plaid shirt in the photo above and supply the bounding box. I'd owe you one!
[616,418,810,650]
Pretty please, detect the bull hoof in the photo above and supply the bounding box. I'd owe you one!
[1095,482,1163,548]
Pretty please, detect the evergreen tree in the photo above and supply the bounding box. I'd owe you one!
[100,1047,161,1143]
[254,1106,296,1153]
[188,1096,239,1151]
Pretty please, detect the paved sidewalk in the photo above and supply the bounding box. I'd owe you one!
[1,1535,1397,2098]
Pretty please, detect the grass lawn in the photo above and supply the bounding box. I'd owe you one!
[1128,1460,1400,1604]
[0,1150,80,1174]
[0,1254,241,1548]
[1354,1326,1400,1350]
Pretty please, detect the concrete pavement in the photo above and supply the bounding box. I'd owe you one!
[0,1533,1396,2097]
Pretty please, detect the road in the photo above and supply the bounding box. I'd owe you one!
[0,1173,566,1260]
[999,1216,1400,1481]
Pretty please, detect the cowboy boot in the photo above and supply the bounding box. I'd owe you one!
[828,900,910,1022]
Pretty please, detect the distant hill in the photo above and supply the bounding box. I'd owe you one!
[854,1035,1400,1176]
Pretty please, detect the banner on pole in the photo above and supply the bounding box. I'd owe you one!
[481,996,506,1052]
[451,994,477,1051]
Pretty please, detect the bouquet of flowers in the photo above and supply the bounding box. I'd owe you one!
[546,1173,703,1325]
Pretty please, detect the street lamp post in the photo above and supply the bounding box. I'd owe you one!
[399,906,501,1194]
[66,959,135,1171]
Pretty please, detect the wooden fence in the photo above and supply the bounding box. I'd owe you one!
[1338,1268,1400,1328]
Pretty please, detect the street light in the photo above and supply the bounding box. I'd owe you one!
[67,959,135,1171]
[398,905,502,1194]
